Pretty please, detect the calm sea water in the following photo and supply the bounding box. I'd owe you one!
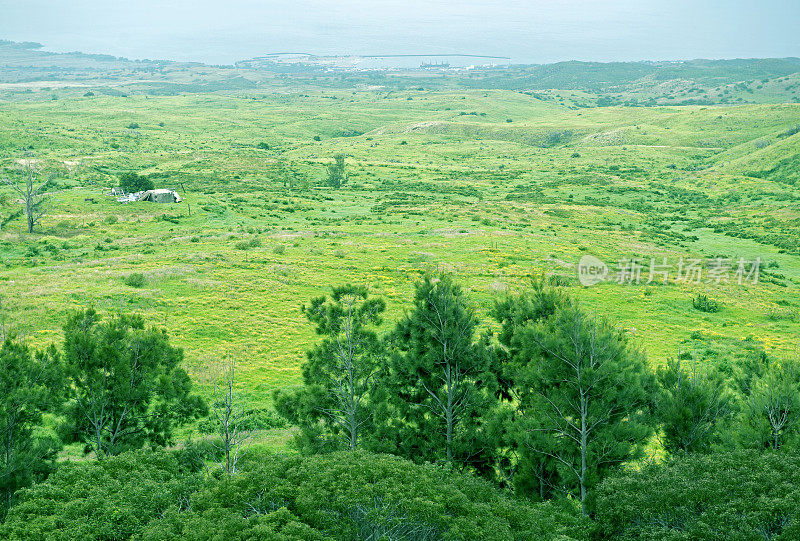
[0,0,796,65]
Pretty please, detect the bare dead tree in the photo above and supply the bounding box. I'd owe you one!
[1,161,52,234]
[0,191,10,232]
[206,358,251,475]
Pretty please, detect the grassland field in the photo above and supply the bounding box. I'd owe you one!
[1,86,800,450]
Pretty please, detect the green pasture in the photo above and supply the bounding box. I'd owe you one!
[1,90,799,421]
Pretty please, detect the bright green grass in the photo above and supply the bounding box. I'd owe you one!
[1,91,799,418]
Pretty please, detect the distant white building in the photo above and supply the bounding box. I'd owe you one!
[137,189,182,203]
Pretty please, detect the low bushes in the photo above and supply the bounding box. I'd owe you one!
[595,450,800,540]
[123,272,146,288]
[1,450,591,540]
[692,293,720,313]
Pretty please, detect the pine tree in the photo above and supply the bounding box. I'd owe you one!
[654,358,728,454]
[488,281,567,499]
[63,309,205,457]
[734,358,800,451]
[492,283,655,514]
[376,275,494,465]
[275,285,385,451]
[0,337,64,519]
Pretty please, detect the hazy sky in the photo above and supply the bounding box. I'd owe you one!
[0,0,798,64]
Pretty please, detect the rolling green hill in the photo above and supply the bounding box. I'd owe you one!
[1,46,799,453]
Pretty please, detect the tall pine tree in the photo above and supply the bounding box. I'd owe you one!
[374,275,494,467]
[492,283,656,514]
[63,309,205,457]
[275,285,385,451]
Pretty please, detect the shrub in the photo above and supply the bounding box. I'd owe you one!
[235,237,261,250]
[547,274,572,287]
[197,407,287,434]
[692,293,720,313]
[272,451,591,540]
[1,450,591,540]
[124,272,146,288]
[595,450,800,540]
[0,450,203,540]
[158,214,179,225]
[118,172,153,193]
[324,154,348,189]
[778,124,800,138]
[767,308,798,321]
[543,130,573,148]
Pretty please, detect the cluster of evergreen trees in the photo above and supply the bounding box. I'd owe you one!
[2,275,799,539]
[275,276,800,516]
[0,309,205,520]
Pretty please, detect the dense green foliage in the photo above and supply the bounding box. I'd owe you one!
[118,172,153,193]
[275,285,386,451]
[488,283,655,513]
[62,309,206,456]
[0,338,63,520]
[324,154,348,189]
[691,293,720,313]
[374,276,494,467]
[1,279,799,538]
[732,357,800,451]
[595,450,800,540]
[0,449,591,540]
[653,359,728,453]
[0,450,204,541]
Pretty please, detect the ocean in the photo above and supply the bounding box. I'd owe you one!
[0,0,796,65]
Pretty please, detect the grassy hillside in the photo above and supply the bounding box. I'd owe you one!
[2,89,799,413]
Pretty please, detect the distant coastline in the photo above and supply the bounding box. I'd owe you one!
[256,53,511,59]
